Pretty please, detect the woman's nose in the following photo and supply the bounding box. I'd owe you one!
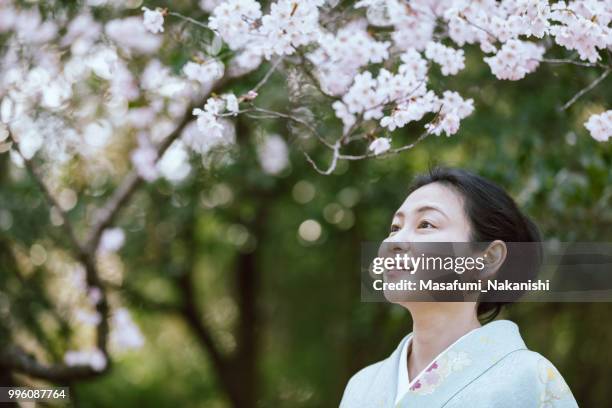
[385,227,411,244]
[380,237,410,258]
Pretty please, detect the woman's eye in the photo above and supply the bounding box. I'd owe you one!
[418,220,435,229]
[389,225,400,233]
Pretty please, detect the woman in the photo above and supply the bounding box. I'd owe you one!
[340,168,578,408]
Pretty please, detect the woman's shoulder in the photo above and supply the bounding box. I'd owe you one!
[340,359,390,408]
[345,358,387,388]
[486,349,578,406]
[344,335,409,389]
[340,336,410,407]
[498,348,566,377]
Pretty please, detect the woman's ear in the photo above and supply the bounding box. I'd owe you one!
[480,240,507,279]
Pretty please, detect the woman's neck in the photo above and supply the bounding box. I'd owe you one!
[405,302,481,381]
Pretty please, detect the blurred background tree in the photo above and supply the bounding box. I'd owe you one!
[0,0,611,407]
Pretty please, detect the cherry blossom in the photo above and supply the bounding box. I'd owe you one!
[368,137,391,155]
[584,110,612,142]
[183,60,225,85]
[106,17,162,54]
[157,140,192,183]
[549,1,611,63]
[110,308,145,351]
[142,7,165,34]
[258,0,324,58]
[99,228,126,253]
[208,0,262,50]
[484,40,545,80]
[223,94,240,115]
[257,134,290,175]
[131,133,159,181]
[189,95,238,159]
[307,20,390,95]
[64,348,107,371]
[425,91,475,137]
[425,42,466,76]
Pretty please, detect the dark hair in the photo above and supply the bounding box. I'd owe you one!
[407,167,542,323]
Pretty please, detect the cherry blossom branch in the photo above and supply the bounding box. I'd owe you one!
[168,11,213,31]
[339,130,431,160]
[4,132,111,381]
[560,68,611,111]
[540,58,607,69]
[296,52,335,98]
[85,77,231,254]
[251,58,284,94]
[457,14,499,42]
[300,130,432,176]
[86,58,287,252]
[247,106,335,149]
[7,132,84,256]
[85,58,283,258]
[302,140,341,175]
[298,103,443,173]
[0,346,107,382]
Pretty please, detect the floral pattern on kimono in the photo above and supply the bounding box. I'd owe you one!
[408,351,472,395]
[538,358,573,408]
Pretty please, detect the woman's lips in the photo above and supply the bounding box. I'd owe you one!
[383,266,413,279]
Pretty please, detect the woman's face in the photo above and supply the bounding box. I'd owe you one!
[385,182,472,244]
[377,181,479,307]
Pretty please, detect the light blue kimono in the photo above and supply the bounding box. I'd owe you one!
[340,320,578,407]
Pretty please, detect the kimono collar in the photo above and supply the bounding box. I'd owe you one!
[396,319,527,407]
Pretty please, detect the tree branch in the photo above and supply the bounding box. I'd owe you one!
[540,58,607,69]
[168,11,214,32]
[560,68,611,111]
[5,132,112,375]
[251,58,284,94]
[303,140,341,175]
[339,130,431,160]
[0,346,108,382]
[84,77,232,254]
[7,133,84,257]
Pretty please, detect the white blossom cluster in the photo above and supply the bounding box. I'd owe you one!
[307,20,390,96]
[142,7,165,34]
[549,1,612,63]
[341,0,610,144]
[0,0,609,194]
[183,60,225,85]
[0,1,202,186]
[64,348,108,371]
[258,0,325,58]
[208,0,263,50]
[208,0,324,59]
[63,305,145,369]
[424,42,466,76]
[483,39,545,80]
[192,94,239,141]
[425,91,475,137]
[330,45,473,150]
[584,110,612,142]
[257,134,290,174]
[98,228,126,254]
[110,308,145,352]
